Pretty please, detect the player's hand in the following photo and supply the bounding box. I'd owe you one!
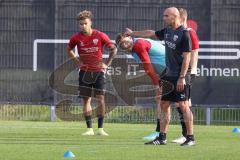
[177,78,186,92]
[101,63,108,69]
[100,63,108,72]
[124,28,133,36]
[73,57,80,68]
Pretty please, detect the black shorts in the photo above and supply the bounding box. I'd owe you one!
[161,75,191,102]
[78,70,106,97]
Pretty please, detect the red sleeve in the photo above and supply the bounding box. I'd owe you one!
[68,35,77,50]
[188,29,199,50]
[133,39,160,86]
[99,32,113,49]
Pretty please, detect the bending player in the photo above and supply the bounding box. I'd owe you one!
[115,33,166,141]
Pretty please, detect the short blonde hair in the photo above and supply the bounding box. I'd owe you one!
[178,8,188,20]
[76,10,93,20]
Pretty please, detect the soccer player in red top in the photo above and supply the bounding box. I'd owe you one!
[67,10,117,136]
[115,34,166,141]
[172,8,200,144]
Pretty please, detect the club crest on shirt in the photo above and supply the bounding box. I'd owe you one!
[173,35,178,41]
[79,41,84,46]
[93,39,98,45]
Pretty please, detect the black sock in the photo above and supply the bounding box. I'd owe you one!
[98,115,104,128]
[177,107,187,137]
[159,132,166,140]
[155,119,160,132]
[187,135,195,141]
[85,115,92,128]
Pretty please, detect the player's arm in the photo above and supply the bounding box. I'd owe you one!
[179,51,191,80]
[125,28,158,40]
[101,32,117,70]
[190,49,199,74]
[177,31,192,92]
[138,51,162,100]
[133,41,160,86]
[189,29,200,75]
[143,62,160,86]
[66,37,80,67]
[142,61,162,102]
[134,44,161,103]
[105,43,117,67]
[139,51,162,104]
[177,51,191,92]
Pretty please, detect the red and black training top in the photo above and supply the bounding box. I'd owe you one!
[68,29,112,72]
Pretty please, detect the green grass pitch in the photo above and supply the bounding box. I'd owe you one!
[0,121,239,160]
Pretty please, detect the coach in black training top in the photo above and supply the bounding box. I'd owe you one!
[125,7,195,146]
[155,27,191,77]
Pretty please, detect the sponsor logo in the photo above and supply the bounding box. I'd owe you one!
[173,35,178,41]
[165,40,176,50]
[197,65,239,77]
[80,47,99,53]
[79,41,84,46]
